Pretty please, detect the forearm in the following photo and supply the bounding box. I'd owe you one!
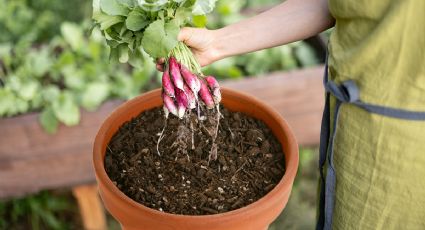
[213,0,334,59]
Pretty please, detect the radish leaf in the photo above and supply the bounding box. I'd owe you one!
[100,0,129,16]
[192,0,217,15]
[126,10,149,31]
[141,19,179,59]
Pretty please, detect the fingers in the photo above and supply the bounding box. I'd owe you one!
[178,27,195,43]
[156,58,165,71]
[156,63,164,72]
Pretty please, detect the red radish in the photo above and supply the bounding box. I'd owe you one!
[198,79,215,109]
[175,88,188,119]
[169,57,184,90]
[180,64,201,97]
[162,67,175,98]
[205,76,221,104]
[162,92,178,117]
[183,84,196,109]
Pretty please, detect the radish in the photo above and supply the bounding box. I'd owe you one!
[205,76,221,105]
[162,92,177,117]
[183,84,196,109]
[162,67,175,98]
[175,88,188,119]
[169,57,184,91]
[198,78,215,109]
[180,64,201,97]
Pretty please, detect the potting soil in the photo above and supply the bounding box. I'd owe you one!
[105,106,285,215]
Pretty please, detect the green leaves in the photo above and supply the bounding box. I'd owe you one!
[118,44,130,63]
[294,42,318,67]
[17,81,39,100]
[0,88,28,117]
[192,0,218,15]
[52,91,80,126]
[137,0,168,12]
[116,0,135,7]
[141,19,179,59]
[26,47,52,78]
[126,10,149,31]
[61,22,84,50]
[39,108,58,134]
[81,82,110,111]
[0,21,154,134]
[100,0,129,16]
[192,15,207,27]
[93,0,218,64]
[93,14,125,30]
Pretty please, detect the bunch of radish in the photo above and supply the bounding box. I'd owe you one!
[161,56,221,119]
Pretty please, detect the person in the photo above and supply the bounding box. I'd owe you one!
[158,0,425,229]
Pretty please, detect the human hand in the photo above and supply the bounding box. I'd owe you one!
[156,27,220,71]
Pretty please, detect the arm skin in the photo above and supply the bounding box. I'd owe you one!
[213,0,334,60]
[158,0,335,69]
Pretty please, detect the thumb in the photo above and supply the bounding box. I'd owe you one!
[178,27,195,44]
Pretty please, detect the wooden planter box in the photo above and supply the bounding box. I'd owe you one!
[0,100,123,199]
[0,66,324,200]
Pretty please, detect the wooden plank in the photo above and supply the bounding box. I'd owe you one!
[72,184,107,230]
[222,66,325,146]
[0,100,123,199]
[0,66,324,199]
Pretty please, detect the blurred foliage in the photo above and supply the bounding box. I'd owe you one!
[0,191,81,230]
[0,0,91,44]
[0,23,156,133]
[0,0,157,133]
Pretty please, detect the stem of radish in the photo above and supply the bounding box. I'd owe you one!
[169,42,202,75]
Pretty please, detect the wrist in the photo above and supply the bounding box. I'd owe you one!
[210,28,228,61]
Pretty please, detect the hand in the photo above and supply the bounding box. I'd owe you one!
[156,27,220,71]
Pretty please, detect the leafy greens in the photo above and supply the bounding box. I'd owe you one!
[93,0,218,67]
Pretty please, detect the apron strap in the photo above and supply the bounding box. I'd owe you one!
[316,61,425,230]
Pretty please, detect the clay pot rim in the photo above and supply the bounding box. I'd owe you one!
[93,87,298,220]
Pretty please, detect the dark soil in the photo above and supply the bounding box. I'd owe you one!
[105,105,285,215]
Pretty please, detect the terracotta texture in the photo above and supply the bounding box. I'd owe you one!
[93,87,299,230]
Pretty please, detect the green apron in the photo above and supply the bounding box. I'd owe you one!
[317,0,425,229]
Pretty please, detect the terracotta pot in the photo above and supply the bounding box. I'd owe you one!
[93,87,299,230]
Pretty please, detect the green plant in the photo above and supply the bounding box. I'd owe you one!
[0,0,91,44]
[0,191,78,230]
[92,0,218,69]
[0,22,155,133]
[92,0,226,120]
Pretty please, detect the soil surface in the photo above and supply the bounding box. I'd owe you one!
[105,105,285,215]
